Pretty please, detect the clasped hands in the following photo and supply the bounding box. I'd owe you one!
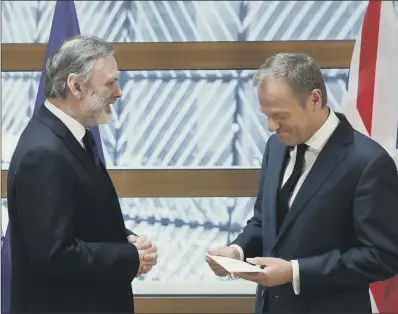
[205,247,293,287]
[125,238,293,284]
[127,235,158,278]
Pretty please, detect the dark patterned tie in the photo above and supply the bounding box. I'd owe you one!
[82,129,101,167]
[277,143,308,230]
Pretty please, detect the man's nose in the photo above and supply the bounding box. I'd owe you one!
[114,82,122,98]
[267,118,278,133]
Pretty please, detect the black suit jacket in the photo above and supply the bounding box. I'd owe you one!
[7,104,140,313]
[232,113,398,313]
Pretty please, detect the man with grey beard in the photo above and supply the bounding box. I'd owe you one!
[6,35,158,313]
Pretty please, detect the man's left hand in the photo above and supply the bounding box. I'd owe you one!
[127,235,158,277]
[234,257,293,287]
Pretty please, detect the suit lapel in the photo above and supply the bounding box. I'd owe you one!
[36,105,106,186]
[274,114,353,245]
[63,128,126,229]
[35,104,124,227]
[63,132,106,183]
[263,138,288,244]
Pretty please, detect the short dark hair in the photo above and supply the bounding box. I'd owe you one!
[253,53,328,107]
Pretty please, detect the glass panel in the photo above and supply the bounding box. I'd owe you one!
[1,69,349,169]
[3,1,397,43]
[1,197,257,294]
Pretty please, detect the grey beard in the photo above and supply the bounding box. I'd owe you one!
[79,96,106,126]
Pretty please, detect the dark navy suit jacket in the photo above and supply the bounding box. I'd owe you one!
[232,112,398,313]
[7,104,139,313]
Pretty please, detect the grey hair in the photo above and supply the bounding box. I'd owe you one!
[253,53,328,107]
[44,35,115,99]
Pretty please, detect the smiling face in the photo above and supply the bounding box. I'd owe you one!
[79,56,122,127]
[66,55,122,127]
[257,78,324,146]
[253,53,329,146]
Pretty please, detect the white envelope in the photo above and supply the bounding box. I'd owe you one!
[206,253,263,273]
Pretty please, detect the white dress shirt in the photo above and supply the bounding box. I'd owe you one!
[231,109,340,295]
[44,100,86,148]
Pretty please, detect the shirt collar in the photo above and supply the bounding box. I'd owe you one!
[305,109,340,152]
[44,100,86,143]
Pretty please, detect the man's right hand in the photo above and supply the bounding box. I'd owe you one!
[136,242,158,277]
[206,246,240,277]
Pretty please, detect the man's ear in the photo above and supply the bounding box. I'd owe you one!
[310,89,322,109]
[66,74,83,100]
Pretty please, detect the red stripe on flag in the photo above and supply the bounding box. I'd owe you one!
[356,0,381,135]
[372,280,388,310]
[371,276,398,312]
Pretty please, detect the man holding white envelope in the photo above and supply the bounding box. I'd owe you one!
[206,53,398,312]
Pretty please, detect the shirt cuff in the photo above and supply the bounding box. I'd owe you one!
[229,244,244,261]
[229,244,244,280]
[291,260,300,295]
